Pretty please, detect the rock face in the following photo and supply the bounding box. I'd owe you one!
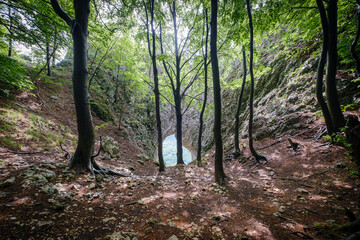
[153,49,359,163]
[160,105,199,162]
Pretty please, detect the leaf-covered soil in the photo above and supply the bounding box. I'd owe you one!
[0,79,359,240]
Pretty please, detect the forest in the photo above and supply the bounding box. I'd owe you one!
[0,0,360,239]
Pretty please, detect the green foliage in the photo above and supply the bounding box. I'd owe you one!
[90,99,115,122]
[341,103,360,112]
[0,55,34,92]
[323,132,352,148]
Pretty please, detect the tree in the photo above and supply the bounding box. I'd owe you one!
[50,0,95,172]
[350,0,360,77]
[50,0,125,175]
[159,0,203,165]
[211,0,226,184]
[315,0,335,135]
[143,0,165,172]
[234,49,246,157]
[246,0,267,163]
[196,7,209,166]
[325,0,345,131]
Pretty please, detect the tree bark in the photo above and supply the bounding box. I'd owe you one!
[197,8,209,166]
[211,0,226,184]
[172,0,184,165]
[46,41,51,76]
[350,0,360,77]
[246,0,267,163]
[8,3,12,57]
[144,0,165,171]
[234,50,247,157]
[316,0,335,134]
[326,0,345,130]
[51,0,95,172]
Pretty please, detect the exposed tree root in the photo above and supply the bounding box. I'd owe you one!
[255,154,268,163]
[61,137,131,177]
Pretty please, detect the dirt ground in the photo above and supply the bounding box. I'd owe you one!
[0,79,359,240]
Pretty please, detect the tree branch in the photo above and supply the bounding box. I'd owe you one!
[182,91,204,116]
[50,0,73,28]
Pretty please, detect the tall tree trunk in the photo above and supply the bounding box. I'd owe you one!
[175,95,184,164]
[8,4,12,57]
[51,0,95,172]
[316,0,335,134]
[326,0,345,130]
[197,8,209,166]
[246,0,267,163]
[211,0,226,184]
[46,41,51,76]
[144,0,165,171]
[350,0,360,77]
[234,50,247,157]
[69,0,95,171]
[172,0,184,165]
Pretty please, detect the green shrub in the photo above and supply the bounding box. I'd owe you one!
[0,54,34,91]
[90,99,114,122]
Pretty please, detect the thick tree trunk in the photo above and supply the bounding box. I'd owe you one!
[211,0,226,184]
[67,0,95,171]
[326,0,345,130]
[350,1,360,77]
[246,0,267,163]
[197,8,209,166]
[234,50,247,157]
[316,0,335,134]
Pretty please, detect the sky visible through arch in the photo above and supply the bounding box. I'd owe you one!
[162,135,192,166]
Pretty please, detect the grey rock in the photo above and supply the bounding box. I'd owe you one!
[0,177,15,188]
[167,235,178,240]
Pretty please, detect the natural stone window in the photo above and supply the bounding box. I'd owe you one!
[162,135,192,166]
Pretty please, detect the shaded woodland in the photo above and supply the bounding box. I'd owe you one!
[0,0,360,239]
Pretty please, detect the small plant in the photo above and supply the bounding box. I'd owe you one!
[323,132,352,148]
[341,103,360,112]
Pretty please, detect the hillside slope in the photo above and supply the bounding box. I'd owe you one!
[0,72,359,239]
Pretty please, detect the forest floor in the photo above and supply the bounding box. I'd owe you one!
[0,77,359,240]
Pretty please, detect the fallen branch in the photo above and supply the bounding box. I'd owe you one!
[8,150,57,155]
[207,218,229,228]
[258,139,284,150]
[14,103,36,113]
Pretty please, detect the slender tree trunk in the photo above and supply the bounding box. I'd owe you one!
[246,0,267,163]
[350,0,360,77]
[326,0,345,130]
[46,41,51,76]
[144,0,165,171]
[197,8,209,166]
[8,4,12,57]
[234,50,247,157]
[316,0,335,134]
[172,0,184,165]
[211,0,226,184]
